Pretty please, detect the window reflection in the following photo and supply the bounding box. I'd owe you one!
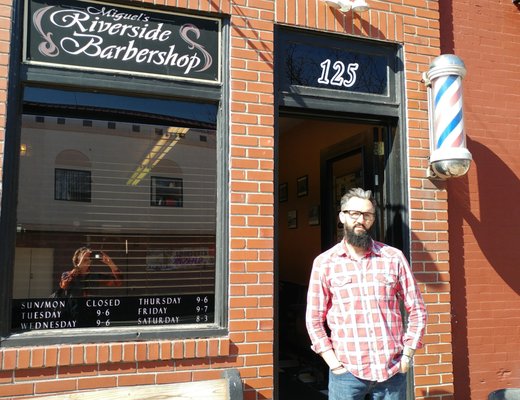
[12,88,218,330]
[23,87,217,126]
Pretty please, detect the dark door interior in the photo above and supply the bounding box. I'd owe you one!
[277,116,395,399]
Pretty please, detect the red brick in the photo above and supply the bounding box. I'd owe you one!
[137,360,172,373]
[34,379,76,394]
[196,340,207,358]
[17,349,30,369]
[184,340,195,358]
[192,370,222,381]
[44,347,59,367]
[110,344,123,363]
[57,365,97,378]
[71,346,84,365]
[155,371,192,384]
[173,341,183,358]
[0,382,34,396]
[244,354,273,366]
[0,369,13,384]
[84,345,97,365]
[58,347,71,366]
[15,367,56,381]
[30,348,45,368]
[77,376,117,390]
[117,374,155,387]
[98,362,136,375]
[2,349,16,370]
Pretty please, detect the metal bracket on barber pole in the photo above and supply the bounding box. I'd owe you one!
[423,54,472,179]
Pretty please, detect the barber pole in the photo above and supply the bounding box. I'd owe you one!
[424,54,472,178]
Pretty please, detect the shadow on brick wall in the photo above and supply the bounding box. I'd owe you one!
[448,137,520,399]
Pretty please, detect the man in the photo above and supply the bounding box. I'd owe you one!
[60,247,122,297]
[306,188,427,400]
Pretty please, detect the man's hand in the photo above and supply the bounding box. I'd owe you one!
[331,365,348,375]
[399,355,412,373]
[320,349,347,374]
[399,346,415,373]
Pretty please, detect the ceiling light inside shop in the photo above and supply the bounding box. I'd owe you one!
[126,127,189,186]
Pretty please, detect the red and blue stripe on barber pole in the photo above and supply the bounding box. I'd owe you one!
[432,74,465,150]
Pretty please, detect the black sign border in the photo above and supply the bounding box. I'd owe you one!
[22,0,222,84]
[277,27,399,105]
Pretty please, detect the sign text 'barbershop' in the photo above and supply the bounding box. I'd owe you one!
[25,0,221,82]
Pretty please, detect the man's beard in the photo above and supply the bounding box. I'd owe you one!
[345,224,372,250]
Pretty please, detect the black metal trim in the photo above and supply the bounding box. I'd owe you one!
[0,0,25,341]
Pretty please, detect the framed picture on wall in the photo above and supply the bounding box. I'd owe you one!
[288,210,297,229]
[279,182,288,202]
[297,175,308,197]
[308,205,320,226]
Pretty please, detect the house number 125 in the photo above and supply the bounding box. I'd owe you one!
[317,59,359,87]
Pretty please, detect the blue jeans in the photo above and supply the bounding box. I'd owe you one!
[328,371,407,400]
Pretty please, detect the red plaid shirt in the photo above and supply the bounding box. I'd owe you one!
[306,239,427,382]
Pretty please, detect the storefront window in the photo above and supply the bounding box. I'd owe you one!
[11,87,219,332]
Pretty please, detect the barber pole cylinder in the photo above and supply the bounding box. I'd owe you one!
[425,54,472,178]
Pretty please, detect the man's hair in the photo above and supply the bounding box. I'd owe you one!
[72,246,91,268]
[340,187,377,210]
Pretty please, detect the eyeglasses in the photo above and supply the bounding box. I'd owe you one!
[342,210,375,220]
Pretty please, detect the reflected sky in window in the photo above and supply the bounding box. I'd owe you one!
[24,87,217,126]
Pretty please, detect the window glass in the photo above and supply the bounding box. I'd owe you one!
[12,87,218,332]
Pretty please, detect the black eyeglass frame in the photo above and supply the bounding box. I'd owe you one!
[341,210,376,220]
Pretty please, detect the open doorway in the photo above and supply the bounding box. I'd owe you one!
[276,115,397,399]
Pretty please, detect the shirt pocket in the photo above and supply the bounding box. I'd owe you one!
[330,275,353,287]
[329,275,355,302]
[375,273,398,298]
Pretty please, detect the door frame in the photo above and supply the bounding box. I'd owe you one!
[274,25,411,400]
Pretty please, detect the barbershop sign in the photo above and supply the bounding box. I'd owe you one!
[24,0,221,82]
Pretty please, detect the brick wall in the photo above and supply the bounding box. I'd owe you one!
[0,0,457,399]
[0,339,231,397]
[442,0,520,398]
